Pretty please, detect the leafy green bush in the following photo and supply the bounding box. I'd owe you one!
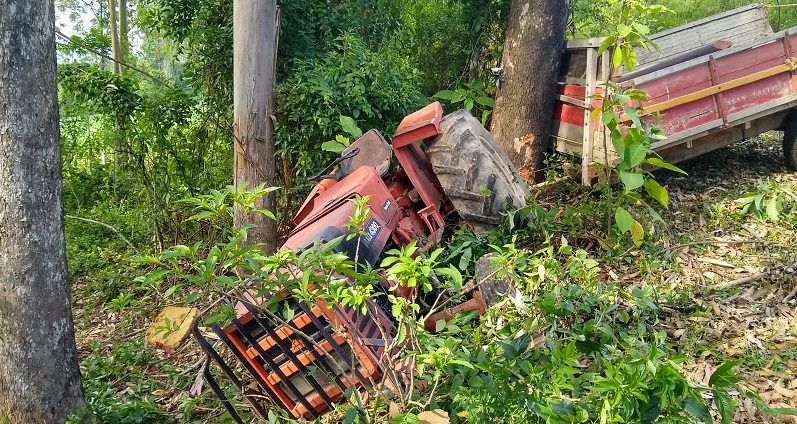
[433,80,495,125]
[275,33,426,188]
[133,188,797,423]
[410,239,734,423]
[77,342,168,424]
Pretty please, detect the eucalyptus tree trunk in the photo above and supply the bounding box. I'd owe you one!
[0,1,85,422]
[491,0,569,183]
[119,0,129,66]
[233,0,279,253]
[108,0,122,74]
[107,0,130,167]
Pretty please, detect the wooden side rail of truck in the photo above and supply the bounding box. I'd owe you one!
[552,3,797,184]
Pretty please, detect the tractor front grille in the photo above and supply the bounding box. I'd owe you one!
[195,295,396,421]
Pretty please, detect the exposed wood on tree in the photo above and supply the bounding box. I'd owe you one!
[491,0,570,183]
[233,0,279,253]
[0,0,85,421]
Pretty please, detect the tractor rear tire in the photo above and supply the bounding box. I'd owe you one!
[425,110,530,231]
[784,113,797,171]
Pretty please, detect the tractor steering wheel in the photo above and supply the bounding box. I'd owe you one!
[309,148,360,182]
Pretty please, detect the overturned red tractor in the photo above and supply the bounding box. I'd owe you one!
[194,102,529,421]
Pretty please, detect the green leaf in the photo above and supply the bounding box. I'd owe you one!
[163,284,179,298]
[600,110,614,125]
[343,407,358,424]
[481,109,492,126]
[743,388,797,416]
[449,359,475,369]
[185,292,201,304]
[321,140,346,153]
[623,45,638,70]
[339,115,362,138]
[598,35,617,56]
[623,106,642,128]
[631,220,644,247]
[143,269,171,285]
[645,204,665,224]
[611,129,627,154]
[613,46,623,68]
[713,389,735,424]
[619,170,644,190]
[435,319,446,333]
[644,179,669,208]
[633,23,651,35]
[435,266,463,290]
[710,361,741,388]
[617,23,633,37]
[684,395,712,424]
[475,95,494,107]
[468,374,484,387]
[766,195,780,221]
[433,89,460,101]
[466,80,484,91]
[615,207,633,234]
[283,302,295,322]
[644,158,688,174]
[188,210,216,221]
[464,98,474,111]
[625,142,647,167]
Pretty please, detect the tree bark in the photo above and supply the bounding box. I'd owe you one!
[233,0,279,253]
[119,0,129,68]
[107,0,122,74]
[0,1,85,422]
[491,0,569,183]
[107,0,130,168]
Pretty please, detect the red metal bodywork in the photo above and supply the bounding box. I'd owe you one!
[554,31,797,159]
[285,102,448,255]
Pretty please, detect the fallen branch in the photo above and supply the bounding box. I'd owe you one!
[712,260,797,292]
[711,272,768,291]
[65,214,137,250]
[665,239,767,252]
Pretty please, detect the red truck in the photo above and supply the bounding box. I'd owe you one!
[553,3,797,184]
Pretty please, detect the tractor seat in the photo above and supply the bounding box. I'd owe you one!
[340,129,392,178]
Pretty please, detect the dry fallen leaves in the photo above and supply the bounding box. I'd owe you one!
[417,410,449,424]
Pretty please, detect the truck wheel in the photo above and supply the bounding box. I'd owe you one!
[425,110,530,231]
[785,115,797,171]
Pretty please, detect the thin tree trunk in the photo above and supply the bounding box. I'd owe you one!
[233,0,279,253]
[108,0,121,74]
[107,0,129,168]
[0,1,85,422]
[491,0,569,183]
[119,0,129,67]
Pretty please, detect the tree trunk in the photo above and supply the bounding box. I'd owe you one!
[107,0,122,74]
[490,0,569,183]
[0,1,86,422]
[107,0,130,168]
[119,0,130,71]
[233,0,279,253]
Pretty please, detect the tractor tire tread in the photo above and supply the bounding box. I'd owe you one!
[426,110,530,230]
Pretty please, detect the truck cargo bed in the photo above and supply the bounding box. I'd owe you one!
[551,4,796,184]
